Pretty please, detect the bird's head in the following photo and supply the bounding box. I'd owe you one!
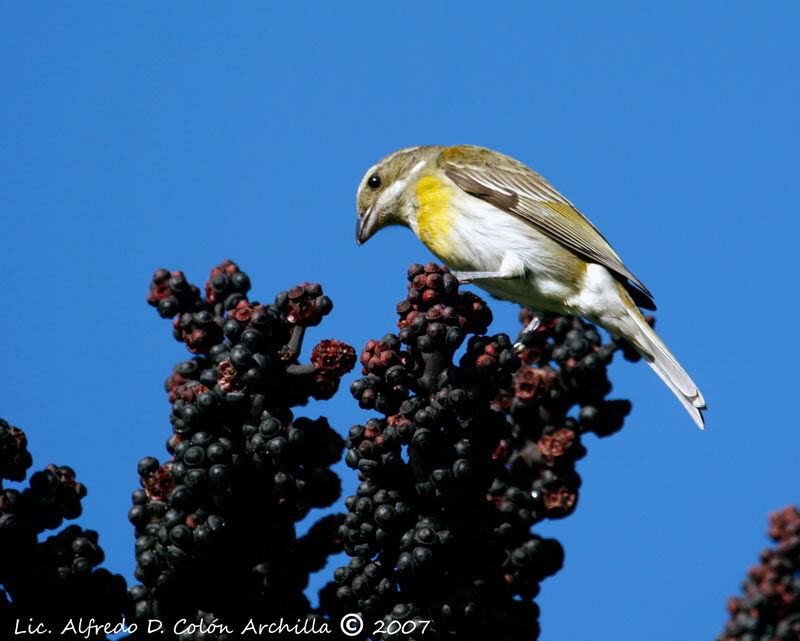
[355,146,437,245]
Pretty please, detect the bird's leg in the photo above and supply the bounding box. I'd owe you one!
[453,253,526,284]
[452,270,517,284]
[513,309,544,353]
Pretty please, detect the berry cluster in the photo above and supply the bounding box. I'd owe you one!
[0,419,31,482]
[332,262,634,640]
[129,261,355,636]
[0,419,126,635]
[719,506,800,641]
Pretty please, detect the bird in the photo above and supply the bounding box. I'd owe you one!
[355,145,707,428]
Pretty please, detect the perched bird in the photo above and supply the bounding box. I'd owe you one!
[355,145,706,428]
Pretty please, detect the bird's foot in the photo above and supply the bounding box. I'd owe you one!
[513,310,544,353]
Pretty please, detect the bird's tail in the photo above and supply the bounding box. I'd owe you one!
[623,304,707,429]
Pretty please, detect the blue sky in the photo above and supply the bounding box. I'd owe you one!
[2,3,798,638]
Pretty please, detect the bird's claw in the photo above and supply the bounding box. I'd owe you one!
[523,314,542,334]
[513,311,543,353]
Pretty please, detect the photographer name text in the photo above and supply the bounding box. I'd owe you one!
[15,617,335,637]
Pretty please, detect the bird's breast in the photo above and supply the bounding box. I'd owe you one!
[412,175,531,270]
[413,174,458,260]
[411,178,589,311]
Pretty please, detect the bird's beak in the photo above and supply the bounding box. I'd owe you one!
[356,204,380,245]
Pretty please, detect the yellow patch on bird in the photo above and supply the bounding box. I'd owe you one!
[415,174,455,258]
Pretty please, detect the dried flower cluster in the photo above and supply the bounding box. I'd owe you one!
[330,262,636,640]
[3,259,766,641]
[128,260,355,638]
[720,506,800,641]
[0,419,127,631]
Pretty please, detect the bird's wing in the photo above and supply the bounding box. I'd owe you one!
[440,146,655,309]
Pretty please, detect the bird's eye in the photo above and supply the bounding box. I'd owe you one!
[368,174,381,190]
